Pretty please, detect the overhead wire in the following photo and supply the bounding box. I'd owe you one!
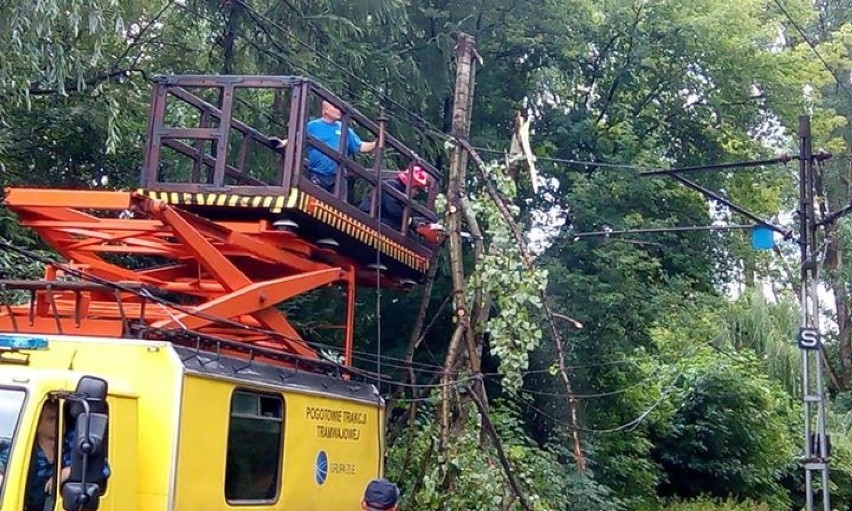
[520,374,662,400]
[0,233,688,401]
[347,346,657,396]
[228,0,455,144]
[517,337,713,403]
[771,0,852,102]
[521,343,723,433]
[571,224,759,237]
[515,329,741,434]
[375,132,384,390]
[518,373,682,434]
[471,146,655,172]
[342,338,655,377]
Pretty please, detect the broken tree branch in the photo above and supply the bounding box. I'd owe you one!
[469,382,534,511]
[459,137,587,470]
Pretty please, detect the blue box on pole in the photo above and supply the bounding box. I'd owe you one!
[751,226,774,250]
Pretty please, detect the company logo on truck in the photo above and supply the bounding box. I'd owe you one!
[315,450,328,485]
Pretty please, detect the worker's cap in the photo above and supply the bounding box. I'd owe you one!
[397,164,432,190]
[363,478,399,510]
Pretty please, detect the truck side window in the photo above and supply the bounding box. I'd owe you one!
[23,401,67,511]
[225,390,284,503]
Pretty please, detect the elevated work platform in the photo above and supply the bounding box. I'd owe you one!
[0,187,412,369]
[139,75,443,280]
[0,75,444,371]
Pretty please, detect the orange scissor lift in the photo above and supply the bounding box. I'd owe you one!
[0,75,442,371]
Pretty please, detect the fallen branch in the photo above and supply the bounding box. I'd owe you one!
[469,382,534,511]
[403,252,442,388]
[459,138,587,470]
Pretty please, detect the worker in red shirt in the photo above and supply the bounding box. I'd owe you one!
[359,164,431,230]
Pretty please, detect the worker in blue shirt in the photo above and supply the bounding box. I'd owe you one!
[0,401,71,511]
[0,401,110,511]
[305,101,376,197]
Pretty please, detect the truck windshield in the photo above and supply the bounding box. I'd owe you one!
[0,388,26,494]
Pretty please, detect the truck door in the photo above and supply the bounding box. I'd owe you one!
[53,395,138,511]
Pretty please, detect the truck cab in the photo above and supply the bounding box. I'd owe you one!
[0,335,135,511]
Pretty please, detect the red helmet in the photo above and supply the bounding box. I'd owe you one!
[398,165,431,190]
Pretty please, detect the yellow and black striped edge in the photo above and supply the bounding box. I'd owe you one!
[136,188,292,213]
[136,188,430,273]
[294,192,428,272]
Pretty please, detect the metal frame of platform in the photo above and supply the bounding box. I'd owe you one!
[139,75,442,276]
[0,188,374,366]
[0,75,445,370]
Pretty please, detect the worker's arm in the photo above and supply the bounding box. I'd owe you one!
[45,431,74,493]
[45,467,71,493]
[346,129,376,155]
[269,137,287,150]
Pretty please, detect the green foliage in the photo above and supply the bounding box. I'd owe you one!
[386,401,618,511]
[651,354,797,509]
[656,496,772,511]
[469,160,548,392]
[1,0,851,508]
[0,0,125,105]
[720,290,802,396]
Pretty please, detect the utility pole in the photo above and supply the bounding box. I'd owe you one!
[440,32,478,439]
[443,32,478,370]
[798,115,831,511]
[445,31,477,332]
[439,33,533,511]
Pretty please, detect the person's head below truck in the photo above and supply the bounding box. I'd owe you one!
[361,478,400,511]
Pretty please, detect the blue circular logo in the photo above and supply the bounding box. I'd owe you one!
[315,450,328,485]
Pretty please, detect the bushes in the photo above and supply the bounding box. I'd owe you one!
[650,355,797,509]
[658,497,771,511]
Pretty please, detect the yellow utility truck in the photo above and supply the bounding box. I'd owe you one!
[0,333,383,510]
